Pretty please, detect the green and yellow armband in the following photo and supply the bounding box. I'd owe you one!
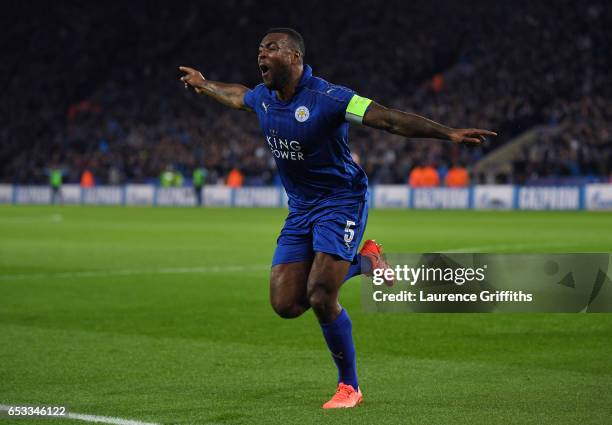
[345,94,373,124]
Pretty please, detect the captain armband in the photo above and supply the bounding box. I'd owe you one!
[345,94,373,124]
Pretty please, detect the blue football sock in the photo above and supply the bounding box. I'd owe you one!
[319,308,359,390]
[343,254,362,283]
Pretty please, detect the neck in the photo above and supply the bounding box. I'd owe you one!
[275,64,303,102]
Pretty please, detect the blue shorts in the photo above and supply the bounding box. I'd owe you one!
[272,199,369,266]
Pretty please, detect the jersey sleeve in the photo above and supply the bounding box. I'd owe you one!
[243,84,263,110]
[318,85,372,125]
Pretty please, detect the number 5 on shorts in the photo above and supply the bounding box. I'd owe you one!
[344,220,356,248]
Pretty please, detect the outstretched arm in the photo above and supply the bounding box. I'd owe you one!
[362,101,497,144]
[179,66,252,111]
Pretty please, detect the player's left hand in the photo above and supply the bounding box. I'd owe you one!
[448,128,497,144]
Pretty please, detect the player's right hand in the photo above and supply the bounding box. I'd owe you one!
[179,66,206,93]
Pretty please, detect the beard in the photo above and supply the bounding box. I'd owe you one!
[264,63,292,91]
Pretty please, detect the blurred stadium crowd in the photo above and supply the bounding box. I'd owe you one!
[2,0,610,186]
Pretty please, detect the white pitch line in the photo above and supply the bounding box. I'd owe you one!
[0,241,581,281]
[67,412,161,425]
[440,241,575,253]
[0,213,63,224]
[0,264,269,281]
[0,405,160,425]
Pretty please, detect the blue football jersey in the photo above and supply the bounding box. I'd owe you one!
[243,65,368,211]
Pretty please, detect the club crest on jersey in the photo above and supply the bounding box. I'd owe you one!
[294,106,309,122]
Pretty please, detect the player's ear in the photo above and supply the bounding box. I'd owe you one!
[293,49,302,63]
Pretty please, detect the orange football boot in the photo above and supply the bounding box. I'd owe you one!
[360,239,394,286]
[322,383,363,409]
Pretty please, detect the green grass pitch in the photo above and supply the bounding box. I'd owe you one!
[1,205,611,424]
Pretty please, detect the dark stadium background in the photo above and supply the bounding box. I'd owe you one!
[2,2,612,424]
[2,0,610,186]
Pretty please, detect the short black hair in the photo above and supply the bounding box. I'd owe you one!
[265,27,305,57]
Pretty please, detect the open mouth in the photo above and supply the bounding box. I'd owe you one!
[259,64,270,77]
